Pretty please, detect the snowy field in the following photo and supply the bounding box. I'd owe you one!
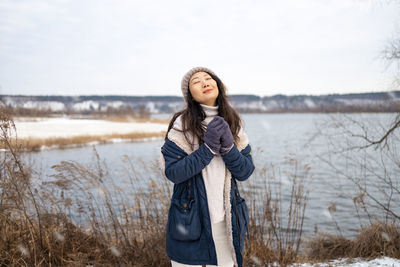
[12,117,168,139]
[291,257,400,267]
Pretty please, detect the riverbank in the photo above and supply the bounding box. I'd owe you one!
[10,116,168,151]
[2,113,400,266]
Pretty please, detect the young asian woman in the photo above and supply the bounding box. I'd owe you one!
[160,67,255,267]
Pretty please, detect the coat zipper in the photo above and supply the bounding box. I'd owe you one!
[233,180,241,250]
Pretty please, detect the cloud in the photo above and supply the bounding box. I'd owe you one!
[0,0,398,96]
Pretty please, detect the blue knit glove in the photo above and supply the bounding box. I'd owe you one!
[219,120,234,155]
[203,116,225,154]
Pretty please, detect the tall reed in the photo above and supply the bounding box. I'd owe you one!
[243,150,310,266]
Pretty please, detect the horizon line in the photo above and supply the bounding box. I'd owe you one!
[1,90,399,98]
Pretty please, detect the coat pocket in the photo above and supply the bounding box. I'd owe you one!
[169,197,201,241]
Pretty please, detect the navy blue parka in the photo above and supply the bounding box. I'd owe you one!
[161,126,255,267]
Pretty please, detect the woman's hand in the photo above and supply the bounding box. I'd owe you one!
[203,116,225,154]
[220,120,234,155]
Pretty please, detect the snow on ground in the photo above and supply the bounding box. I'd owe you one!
[292,257,400,267]
[13,117,168,139]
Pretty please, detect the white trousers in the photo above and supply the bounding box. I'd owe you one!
[171,219,234,267]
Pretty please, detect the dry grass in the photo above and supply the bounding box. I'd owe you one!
[3,131,166,152]
[305,221,400,261]
[243,230,277,265]
[304,233,354,260]
[1,110,172,266]
[353,221,400,258]
[241,153,311,266]
[131,117,170,124]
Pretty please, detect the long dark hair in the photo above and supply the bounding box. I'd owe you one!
[165,72,242,151]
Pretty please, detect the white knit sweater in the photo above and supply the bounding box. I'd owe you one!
[172,104,226,224]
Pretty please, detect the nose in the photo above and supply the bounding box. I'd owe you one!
[202,79,209,88]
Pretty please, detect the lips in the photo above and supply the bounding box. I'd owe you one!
[203,89,213,94]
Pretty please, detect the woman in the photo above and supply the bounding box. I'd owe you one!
[161,66,255,267]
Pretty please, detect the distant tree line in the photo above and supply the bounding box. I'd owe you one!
[1,91,399,116]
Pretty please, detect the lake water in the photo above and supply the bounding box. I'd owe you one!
[24,113,399,239]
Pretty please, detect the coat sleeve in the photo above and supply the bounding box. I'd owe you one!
[221,143,255,182]
[161,141,215,184]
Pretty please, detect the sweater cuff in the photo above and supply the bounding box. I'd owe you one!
[204,143,217,155]
[220,143,234,155]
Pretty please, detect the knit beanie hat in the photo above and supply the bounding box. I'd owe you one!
[181,66,218,102]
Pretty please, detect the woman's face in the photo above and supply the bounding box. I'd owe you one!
[188,71,219,106]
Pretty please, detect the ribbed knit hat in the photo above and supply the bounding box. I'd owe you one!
[181,66,217,102]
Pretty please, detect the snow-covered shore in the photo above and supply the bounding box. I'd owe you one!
[13,117,168,139]
[292,257,400,266]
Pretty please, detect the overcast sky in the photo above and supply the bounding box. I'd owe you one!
[0,0,399,97]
